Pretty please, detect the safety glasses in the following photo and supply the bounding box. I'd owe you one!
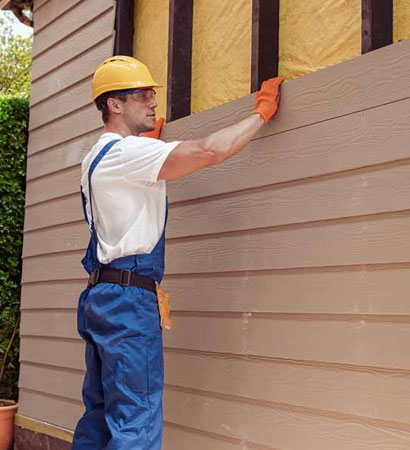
[129,88,156,103]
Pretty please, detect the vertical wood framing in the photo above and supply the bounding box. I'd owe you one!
[251,0,280,92]
[114,0,134,56]
[167,0,193,122]
[362,0,393,54]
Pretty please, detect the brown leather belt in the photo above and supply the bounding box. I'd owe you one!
[87,267,156,294]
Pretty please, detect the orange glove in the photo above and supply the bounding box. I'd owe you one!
[252,77,285,123]
[141,117,165,139]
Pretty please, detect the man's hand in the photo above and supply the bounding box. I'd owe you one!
[252,77,285,123]
[141,117,165,139]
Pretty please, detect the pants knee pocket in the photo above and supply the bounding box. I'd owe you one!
[121,334,163,394]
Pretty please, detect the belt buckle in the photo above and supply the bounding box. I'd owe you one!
[120,269,131,286]
[88,268,100,288]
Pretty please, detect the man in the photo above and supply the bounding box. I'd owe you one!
[72,55,284,449]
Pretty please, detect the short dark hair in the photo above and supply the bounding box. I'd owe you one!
[95,91,128,124]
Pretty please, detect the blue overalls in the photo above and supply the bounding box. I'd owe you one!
[72,140,167,450]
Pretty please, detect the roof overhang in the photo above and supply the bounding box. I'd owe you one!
[0,0,11,8]
[0,0,33,27]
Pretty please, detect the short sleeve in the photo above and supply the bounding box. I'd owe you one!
[120,136,180,183]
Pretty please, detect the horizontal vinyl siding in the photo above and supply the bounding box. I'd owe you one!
[18,0,116,433]
[21,6,410,446]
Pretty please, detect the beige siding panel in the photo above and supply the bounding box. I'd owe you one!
[163,424,247,450]
[19,363,83,402]
[33,0,113,58]
[30,38,113,106]
[165,213,410,274]
[23,95,410,206]
[162,39,410,143]
[164,388,410,450]
[20,280,85,310]
[22,160,410,252]
[25,131,100,182]
[25,167,81,207]
[166,95,410,203]
[22,252,85,283]
[29,77,93,132]
[33,0,83,33]
[164,351,410,425]
[167,161,410,238]
[31,9,114,83]
[17,344,410,426]
[33,0,52,13]
[23,222,87,257]
[20,264,410,315]
[161,265,410,315]
[164,315,410,370]
[23,157,410,233]
[28,104,100,156]
[24,195,82,232]
[18,389,82,431]
[19,309,410,370]
[22,213,410,270]
[21,310,77,338]
[20,337,84,369]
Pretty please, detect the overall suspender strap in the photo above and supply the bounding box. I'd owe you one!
[82,139,120,227]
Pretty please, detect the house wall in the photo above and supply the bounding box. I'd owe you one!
[158,40,410,448]
[18,0,410,448]
[17,0,116,436]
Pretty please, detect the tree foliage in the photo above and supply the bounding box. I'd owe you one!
[0,12,33,96]
[0,94,29,401]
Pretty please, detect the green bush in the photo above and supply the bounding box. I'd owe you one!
[0,95,29,401]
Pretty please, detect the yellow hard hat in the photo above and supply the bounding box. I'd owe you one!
[92,55,161,102]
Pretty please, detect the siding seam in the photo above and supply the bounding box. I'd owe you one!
[165,384,410,433]
[163,421,280,449]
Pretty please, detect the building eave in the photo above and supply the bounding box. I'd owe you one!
[0,0,33,27]
[0,0,12,10]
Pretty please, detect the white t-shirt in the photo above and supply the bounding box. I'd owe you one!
[81,132,180,264]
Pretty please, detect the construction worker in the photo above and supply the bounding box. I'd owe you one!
[71,55,284,450]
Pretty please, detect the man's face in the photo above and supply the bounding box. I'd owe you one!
[111,88,158,135]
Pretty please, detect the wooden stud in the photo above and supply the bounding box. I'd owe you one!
[114,0,134,56]
[166,0,193,122]
[362,0,393,54]
[251,0,280,92]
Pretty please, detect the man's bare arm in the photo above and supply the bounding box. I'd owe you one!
[158,114,264,181]
[158,77,284,181]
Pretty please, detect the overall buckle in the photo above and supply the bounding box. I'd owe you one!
[120,269,131,286]
[88,268,100,287]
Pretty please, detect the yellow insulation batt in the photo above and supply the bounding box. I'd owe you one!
[132,0,410,117]
[133,0,169,119]
[279,0,362,79]
[394,0,410,42]
[191,0,252,114]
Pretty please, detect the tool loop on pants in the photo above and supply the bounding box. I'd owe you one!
[87,268,100,287]
[120,269,131,286]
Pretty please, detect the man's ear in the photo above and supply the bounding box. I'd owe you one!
[107,97,123,116]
